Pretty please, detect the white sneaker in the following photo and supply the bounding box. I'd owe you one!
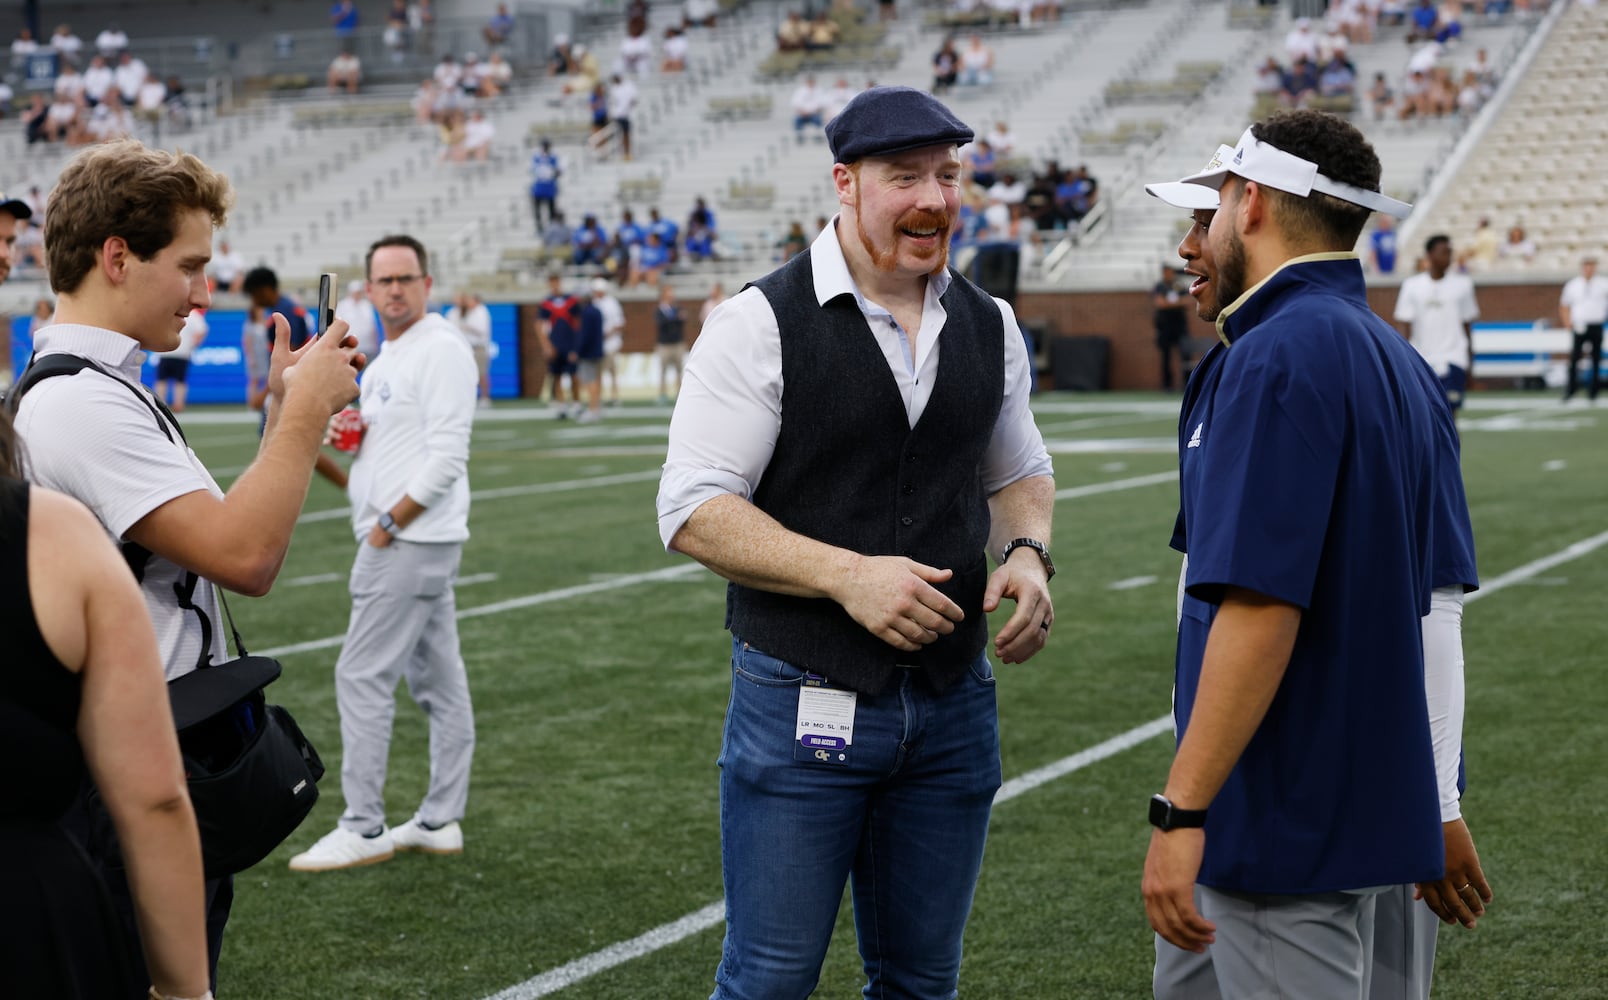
[392,817,464,855]
[288,825,394,871]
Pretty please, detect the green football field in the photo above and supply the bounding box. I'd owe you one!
[172,392,1608,999]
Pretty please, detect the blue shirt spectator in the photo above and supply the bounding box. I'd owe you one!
[572,215,608,266]
[617,214,646,248]
[639,236,671,271]
[331,1,359,38]
[1371,225,1399,274]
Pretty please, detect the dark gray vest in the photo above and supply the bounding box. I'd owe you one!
[726,249,1004,695]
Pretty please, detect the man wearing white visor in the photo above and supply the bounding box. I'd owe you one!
[1137,111,1489,1000]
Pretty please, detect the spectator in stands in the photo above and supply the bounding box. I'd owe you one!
[608,72,639,160]
[1498,224,1535,263]
[967,138,998,188]
[55,61,85,105]
[567,44,602,98]
[805,13,841,52]
[824,76,856,123]
[548,33,575,76]
[412,78,438,123]
[958,33,994,86]
[932,37,959,94]
[589,80,609,133]
[620,24,653,77]
[777,11,809,51]
[1367,71,1394,118]
[462,109,494,161]
[654,282,686,403]
[791,74,826,141]
[13,218,43,272]
[328,47,362,94]
[1468,46,1494,87]
[50,23,84,64]
[81,92,132,144]
[23,94,49,144]
[409,0,435,45]
[1455,69,1484,115]
[82,53,113,106]
[602,229,633,280]
[436,109,467,161]
[1057,165,1097,224]
[331,0,360,41]
[1282,57,1319,107]
[699,281,726,327]
[1464,217,1498,270]
[1334,0,1375,44]
[649,207,680,262]
[114,51,148,107]
[94,23,128,59]
[1408,0,1440,41]
[1435,0,1464,43]
[574,213,609,267]
[483,3,514,47]
[634,232,672,286]
[663,26,690,72]
[778,220,808,261]
[434,53,463,93]
[988,171,1026,207]
[988,120,1015,158]
[1254,57,1285,98]
[483,52,512,95]
[1369,214,1399,274]
[1284,18,1319,62]
[1398,69,1431,119]
[530,139,561,234]
[687,0,720,28]
[461,52,487,97]
[135,75,167,127]
[44,93,78,142]
[10,27,38,67]
[1559,256,1608,404]
[543,210,573,250]
[1319,55,1357,98]
[685,197,717,261]
[617,209,646,251]
[210,238,245,293]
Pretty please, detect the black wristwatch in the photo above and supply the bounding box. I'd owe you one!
[1000,537,1055,580]
[377,512,398,536]
[1149,794,1208,831]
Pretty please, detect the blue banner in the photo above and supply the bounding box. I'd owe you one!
[12,303,523,404]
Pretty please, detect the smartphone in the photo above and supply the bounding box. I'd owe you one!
[316,272,337,336]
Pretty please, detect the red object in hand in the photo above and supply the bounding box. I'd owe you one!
[330,406,365,453]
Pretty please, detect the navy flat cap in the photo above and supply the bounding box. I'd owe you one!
[825,86,975,164]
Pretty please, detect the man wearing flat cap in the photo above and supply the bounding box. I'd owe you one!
[656,86,1055,999]
[1139,110,1488,999]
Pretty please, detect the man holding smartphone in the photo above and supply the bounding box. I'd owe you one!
[289,234,480,872]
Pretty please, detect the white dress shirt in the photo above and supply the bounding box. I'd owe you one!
[1560,274,1608,330]
[17,324,228,679]
[656,219,1052,549]
[348,314,478,543]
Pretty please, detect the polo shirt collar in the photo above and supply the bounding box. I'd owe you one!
[1215,251,1362,345]
[33,323,149,380]
[809,215,952,311]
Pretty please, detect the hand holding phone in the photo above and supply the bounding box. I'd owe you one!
[316,272,337,336]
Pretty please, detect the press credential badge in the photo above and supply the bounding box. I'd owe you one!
[795,674,855,766]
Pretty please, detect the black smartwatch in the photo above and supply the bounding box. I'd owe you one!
[1000,537,1055,580]
[1149,794,1207,831]
[377,512,398,536]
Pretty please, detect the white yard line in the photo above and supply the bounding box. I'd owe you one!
[1109,576,1159,591]
[295,469,664,524]
[477,527,1608,1000]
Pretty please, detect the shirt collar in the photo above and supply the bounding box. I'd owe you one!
[33,323,149,379]
[809,215,952,312]
[1215,251,1362,345]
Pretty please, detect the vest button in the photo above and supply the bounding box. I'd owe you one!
[901,484,914,495]
[901,516,914,526]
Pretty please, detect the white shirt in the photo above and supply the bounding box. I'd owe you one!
[54,70,84,100]
[663,34,689,63]
[656,219,1053,548]
[619,33,652,73]
[165,310,208,360]
[824,84,856,121]
[51,32,83,56]
[114,57,148,96]
[82,63,114,99]
[607,77,638,119]
[137,79,166,111]
[95,29,128,55]
[11,38,37,57]
[17,324,228,679]
[433,61,463,90]
[1559,274,1608,330]
[595,294,626,353]
[790,82,824,116]
[446,302,492,348]
[348,314,478,544]
[334,293,379,356]
[1395,271,1479,375]
[463,116,495,150]
[1284,27,1318,62]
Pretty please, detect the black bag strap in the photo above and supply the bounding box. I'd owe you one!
[9,352,247,665]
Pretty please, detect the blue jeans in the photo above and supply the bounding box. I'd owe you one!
[711,638,1002,1000]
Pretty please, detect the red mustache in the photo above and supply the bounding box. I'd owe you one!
[897,209,949,235]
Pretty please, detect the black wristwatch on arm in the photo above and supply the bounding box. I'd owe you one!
[1000,537,1055,580]
[1149,794,1208,831]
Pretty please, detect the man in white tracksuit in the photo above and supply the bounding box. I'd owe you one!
[290,234,480,871]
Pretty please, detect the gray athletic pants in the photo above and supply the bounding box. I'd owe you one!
[1154,885,1379,1000]
[335,539,475,833]
[1368,883,1439,1000]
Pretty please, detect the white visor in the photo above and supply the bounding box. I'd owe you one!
[1145,145,1237,211]
[1180,126,1412,218]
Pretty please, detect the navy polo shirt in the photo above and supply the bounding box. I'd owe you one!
[263,294,311,350]
[1171,255,1445,894]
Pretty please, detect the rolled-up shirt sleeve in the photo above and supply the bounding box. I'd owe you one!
[656,288,785,549]
[980,297,1053,495]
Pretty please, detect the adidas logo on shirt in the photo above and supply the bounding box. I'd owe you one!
[1188,422,1203,449]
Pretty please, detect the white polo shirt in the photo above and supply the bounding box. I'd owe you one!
[1560,273,1608,331]
[16,324,228,680]
[1395,271,1479,376]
